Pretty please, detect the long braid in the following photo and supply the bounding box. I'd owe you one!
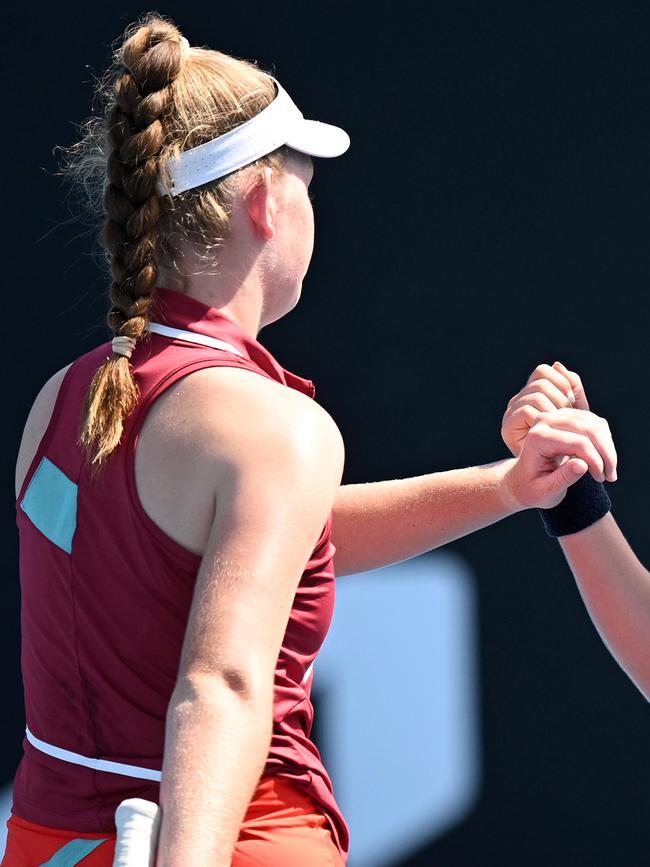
[69,15,288,464]
[80,18,185,466]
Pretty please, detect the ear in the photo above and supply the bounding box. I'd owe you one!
[243,166,277,241]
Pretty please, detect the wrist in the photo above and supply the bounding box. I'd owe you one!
[495,458,528,515]
[538,472,612,538]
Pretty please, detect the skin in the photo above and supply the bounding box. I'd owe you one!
[15,156,619,864]
[503,361,650,701]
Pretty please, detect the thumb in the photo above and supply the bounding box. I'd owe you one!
[543,457,589,503]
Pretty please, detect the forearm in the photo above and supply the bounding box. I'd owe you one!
[157,674,272,867]
[560,513,650,700]
[332,459,521,575]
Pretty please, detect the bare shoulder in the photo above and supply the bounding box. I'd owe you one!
[146,364,344,468]
[15,364,73,497]
[135,365,344,555]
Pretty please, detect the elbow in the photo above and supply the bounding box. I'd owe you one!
[172,667,273,709]
[219,667,254,697]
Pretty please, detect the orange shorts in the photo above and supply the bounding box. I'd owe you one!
[2,775,344,866]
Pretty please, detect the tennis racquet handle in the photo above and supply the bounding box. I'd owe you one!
[113,798,161,866]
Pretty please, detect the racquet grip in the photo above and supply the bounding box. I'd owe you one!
[113,798,161,867]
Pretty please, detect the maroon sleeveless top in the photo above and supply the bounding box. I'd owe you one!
[13,288,348,860]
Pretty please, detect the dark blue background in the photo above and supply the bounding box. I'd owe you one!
[3,3,649,864]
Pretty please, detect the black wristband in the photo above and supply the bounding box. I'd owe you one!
[538,472,611,538]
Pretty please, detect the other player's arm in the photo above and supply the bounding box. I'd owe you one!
[503,361,650,700]
[156,371,344,867]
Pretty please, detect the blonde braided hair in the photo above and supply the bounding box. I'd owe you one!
[72,14,289,465]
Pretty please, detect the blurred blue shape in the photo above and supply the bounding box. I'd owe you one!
[316,551,480,867]
[0,785,12,859]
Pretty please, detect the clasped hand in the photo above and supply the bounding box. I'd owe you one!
[501,361,617,511]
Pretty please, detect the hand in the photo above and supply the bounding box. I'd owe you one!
[502,361,590,456]
[503,407,617,511]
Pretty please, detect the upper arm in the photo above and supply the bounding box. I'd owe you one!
[176,369,344,694]
[15,364,72,498]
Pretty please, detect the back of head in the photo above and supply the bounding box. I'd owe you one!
[69,13,286,466]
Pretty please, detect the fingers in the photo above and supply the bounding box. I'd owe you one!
[529,409,617,482]
[551,361,589,411]
[506,404,542,428]
[522,360,589,412]
[541,457,590,507]
[543,409,617,482]
[502,366,578,457]
[527,363,576,404]
[527,423,605,480]
[508,378,575,413]
[560,456,589,481]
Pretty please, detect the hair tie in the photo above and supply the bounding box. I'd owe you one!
[179,36,190,58]
[112,335,137,359]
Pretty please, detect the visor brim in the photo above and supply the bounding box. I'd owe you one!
[286,119,351,159]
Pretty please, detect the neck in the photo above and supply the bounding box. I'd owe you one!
[156,256,264,339]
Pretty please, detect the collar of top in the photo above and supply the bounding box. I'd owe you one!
[149,287,316,398]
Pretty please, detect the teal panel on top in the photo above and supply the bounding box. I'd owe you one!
[38,836,108,866]
[20,457,78,554]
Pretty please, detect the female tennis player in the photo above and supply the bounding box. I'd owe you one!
[502,360,650,700]
[3,14,618,867]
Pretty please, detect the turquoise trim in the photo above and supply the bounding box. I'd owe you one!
[38,836,108,865]
[20,457,78,554]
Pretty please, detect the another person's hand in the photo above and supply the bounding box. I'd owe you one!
[502,361,590,456]
[502,406,617,510]
[501,361,616,509]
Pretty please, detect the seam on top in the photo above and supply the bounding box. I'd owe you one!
[67,548,106,826]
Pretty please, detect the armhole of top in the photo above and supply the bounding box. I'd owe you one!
[16,362,79,505]
[123,356,275,567]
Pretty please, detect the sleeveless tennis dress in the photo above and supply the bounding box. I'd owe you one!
[6,288,348,865]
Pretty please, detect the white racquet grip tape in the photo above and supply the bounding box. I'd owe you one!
[113,798,161,867]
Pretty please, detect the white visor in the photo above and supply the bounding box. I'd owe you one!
[157,78,350,197]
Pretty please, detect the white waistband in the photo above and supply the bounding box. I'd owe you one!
[147,322,245,358]
[25,727,162,783]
